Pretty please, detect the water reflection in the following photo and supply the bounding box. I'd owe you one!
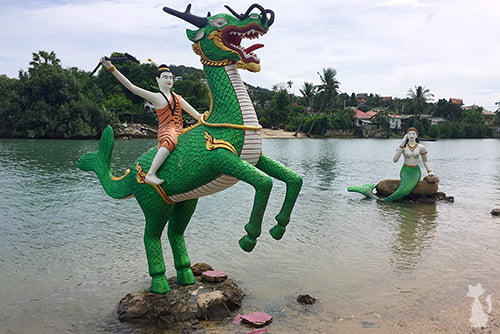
[377,202,438,272]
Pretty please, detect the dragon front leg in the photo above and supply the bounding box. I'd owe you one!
[168,199,198,286]
[256,154,303,240]
[212,150,273,253]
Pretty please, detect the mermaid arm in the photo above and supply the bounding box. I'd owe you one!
[420,145,433,175]
[393,134,407,162]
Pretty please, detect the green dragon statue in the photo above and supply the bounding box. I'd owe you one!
[77,3,303,294]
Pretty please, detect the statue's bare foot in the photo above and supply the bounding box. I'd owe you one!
[145,174,165,185]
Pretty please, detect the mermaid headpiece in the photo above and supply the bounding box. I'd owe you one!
[406,127,419,134]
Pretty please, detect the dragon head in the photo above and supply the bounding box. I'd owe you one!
[163,3,274,72]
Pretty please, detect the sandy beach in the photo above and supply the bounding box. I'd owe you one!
[260,128,307,139]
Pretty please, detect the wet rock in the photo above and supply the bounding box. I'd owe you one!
[197,290,230,321]
[491,208,500,216]
[297,294,317,305]
[191,263,214,276]
[362,320,380,328]
[117,123,157,138]
[117,266,244,332]
[376,177,439,197]
[375,176,455,203]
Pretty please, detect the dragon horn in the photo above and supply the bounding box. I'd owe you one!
[225,3,274,27]
[163,4,208,28]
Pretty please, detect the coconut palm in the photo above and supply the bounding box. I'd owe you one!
[29,50,61,69]
[295,82,316,136]
[407,85,434,115]
[316,68,340,111]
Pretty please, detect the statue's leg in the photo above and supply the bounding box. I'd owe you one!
[168,198,198,286]
[143,206,173,294]
[212,150,273,252]
[256,154,303,240]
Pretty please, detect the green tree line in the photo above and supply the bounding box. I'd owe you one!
[1,50,498,139]
[0,51,210,138]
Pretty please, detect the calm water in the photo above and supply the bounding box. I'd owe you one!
[1,137,499,333]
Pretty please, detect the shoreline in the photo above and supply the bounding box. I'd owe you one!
[118,123,309,139]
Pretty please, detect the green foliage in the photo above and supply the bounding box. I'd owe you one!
[427,124,440,138]
[171,73,210,113]
[434,99,463,120]
[407,85,434,115]
[0,51,496,138]
[0,51,119,138]
[260,89,291,127]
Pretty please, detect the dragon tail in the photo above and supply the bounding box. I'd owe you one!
[77,125,133,199]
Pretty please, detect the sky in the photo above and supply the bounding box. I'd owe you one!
[1,0,499,111]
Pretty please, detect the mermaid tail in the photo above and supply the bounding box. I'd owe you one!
[347,184,377,199]
[348,165,421,202]
[383,165,421,202]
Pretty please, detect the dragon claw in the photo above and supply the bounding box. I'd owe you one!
[177,268,196,285]
[150,275,171,294]
[269,225,286,240]
[239,235,257,252]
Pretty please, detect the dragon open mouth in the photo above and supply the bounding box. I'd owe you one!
[222,24,267,64]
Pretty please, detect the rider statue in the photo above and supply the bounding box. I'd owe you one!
[101,58,202,185]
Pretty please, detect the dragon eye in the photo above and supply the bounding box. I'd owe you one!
[249,13,259,19]
[210,17,227,28]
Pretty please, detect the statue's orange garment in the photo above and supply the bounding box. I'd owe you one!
[156,92,183,151]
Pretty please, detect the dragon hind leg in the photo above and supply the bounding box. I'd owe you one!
[168,199,198,286]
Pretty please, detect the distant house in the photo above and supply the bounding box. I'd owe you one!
[387,113,403,129]
[450,98,464,106]
[353,109,376,126]
[481,109,496,124]
[423,115,447,125]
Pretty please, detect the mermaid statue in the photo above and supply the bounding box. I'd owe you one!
[348,127,434,202]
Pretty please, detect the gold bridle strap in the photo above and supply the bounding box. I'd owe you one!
[199,113,262,131]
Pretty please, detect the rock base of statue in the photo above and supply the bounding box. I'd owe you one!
[376,175,453,202]
[117,264,244,332]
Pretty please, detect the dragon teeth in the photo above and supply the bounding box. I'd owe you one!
[229,29,262,38]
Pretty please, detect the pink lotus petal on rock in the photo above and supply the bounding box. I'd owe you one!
[247,329,268,334]
[232,314,243,325]
[201,270,228,282]
[240,311,273,327]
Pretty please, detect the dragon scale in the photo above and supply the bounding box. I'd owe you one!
[168,64,261,202]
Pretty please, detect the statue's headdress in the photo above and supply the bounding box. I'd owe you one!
[406,127,419,134]
[156,64,171,78]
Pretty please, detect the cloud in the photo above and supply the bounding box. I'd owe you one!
[0,0,499,110]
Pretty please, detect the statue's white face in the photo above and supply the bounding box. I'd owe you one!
[407,130,418,141]
[156,72,174,90]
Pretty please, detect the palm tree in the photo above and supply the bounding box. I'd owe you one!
[295,82,316,136]
[316,68,340,112]
[306,68,340,136]
[30,50,61,68]
[407,85,434,115]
